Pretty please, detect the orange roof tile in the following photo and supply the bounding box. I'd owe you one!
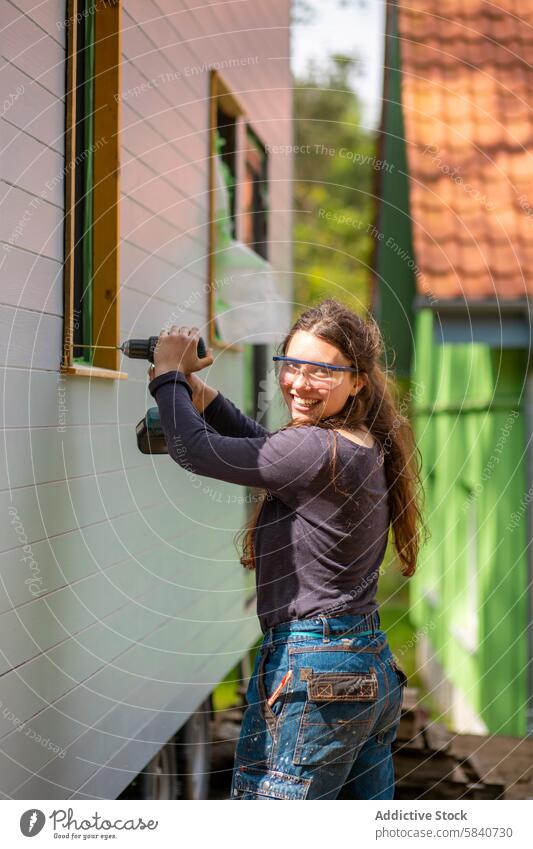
[396,0,533,300]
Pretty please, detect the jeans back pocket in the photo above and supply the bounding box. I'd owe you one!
[292,666,378,766]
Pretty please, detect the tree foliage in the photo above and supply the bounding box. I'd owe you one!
[293,54,377,317]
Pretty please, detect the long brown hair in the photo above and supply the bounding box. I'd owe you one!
[235,298,429,577]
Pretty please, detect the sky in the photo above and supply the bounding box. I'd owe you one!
[291,0,386,130]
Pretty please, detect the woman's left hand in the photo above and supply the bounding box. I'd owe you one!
[148,326,214,379]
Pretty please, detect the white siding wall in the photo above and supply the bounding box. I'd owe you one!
[0,0,292,799]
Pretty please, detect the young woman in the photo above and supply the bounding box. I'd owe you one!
[149,298,426,800]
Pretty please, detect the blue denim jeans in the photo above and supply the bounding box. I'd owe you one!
[230,610,407,800]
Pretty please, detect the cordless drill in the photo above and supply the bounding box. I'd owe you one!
[123,336,207,454]
[122,335,207,363]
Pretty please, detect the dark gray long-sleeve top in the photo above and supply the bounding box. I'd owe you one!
[149,370,391,633]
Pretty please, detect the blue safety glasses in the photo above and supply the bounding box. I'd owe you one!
[272,355,359,388]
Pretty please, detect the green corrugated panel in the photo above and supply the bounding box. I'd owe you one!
[477,409,528,736]
[411,308,528,735]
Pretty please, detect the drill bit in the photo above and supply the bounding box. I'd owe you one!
[74,344,122,350]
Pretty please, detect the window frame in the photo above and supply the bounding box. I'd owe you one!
[242,126,268,258]
[208,70,253,353]
[62,0,125,380]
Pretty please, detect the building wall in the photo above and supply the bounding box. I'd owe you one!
[0,0,292,799]
[411,309,529,737]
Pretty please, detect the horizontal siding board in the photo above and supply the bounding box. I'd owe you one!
[9,601,256,799]
[0,550,241,676]
[123,1,207,96]
[0,304,62,369]
[121,7,206,125]
[121,142,206,211]
[0,243,63,314]
[120,104,206,201]
[0,544,243,734]
[119,284,206,337]
[1,120,64,207]
[120,239,205,306]
[121,148,207,221]
[0,368,163,428]
[121,195,206,270]
[0,481,244,610]
[1,61,64,152]
[71,609,259,799]
[120,236,206,287]
[0,593,244,798]
[0,424,142,491]
[1,456,243,550]
[0,182,63,261]
[120,54,202,166]
[1,465,174,549]
[1,492,245,613]
[4,1,65,98]
[0,414,247,494]
[0,571,239,743]
[7,0,66,49]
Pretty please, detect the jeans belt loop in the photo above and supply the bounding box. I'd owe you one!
[318,614,330,643]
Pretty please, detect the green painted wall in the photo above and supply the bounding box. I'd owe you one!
[411,309,529,736]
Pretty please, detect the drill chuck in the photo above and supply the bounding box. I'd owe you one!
[121,335,207,363]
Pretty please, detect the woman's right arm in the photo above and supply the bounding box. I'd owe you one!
[186,373,219,413]
[186,373,270,438]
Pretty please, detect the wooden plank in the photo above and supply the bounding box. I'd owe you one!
[1,451,244,550]
[4,1,65,98]
[61,0,76,369]
[121,2,207,131]
[120,106,191,175]
[92,0,121,371]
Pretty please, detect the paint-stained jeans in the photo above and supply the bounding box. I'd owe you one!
[230,610,407,800]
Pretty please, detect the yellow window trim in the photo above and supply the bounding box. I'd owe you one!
[208,70,245,353]
[62,0,122,378]
[62,364,128,380]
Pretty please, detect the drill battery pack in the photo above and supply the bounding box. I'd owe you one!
[136,407,168,454]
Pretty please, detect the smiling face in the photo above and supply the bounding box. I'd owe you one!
[280,330,363,423]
